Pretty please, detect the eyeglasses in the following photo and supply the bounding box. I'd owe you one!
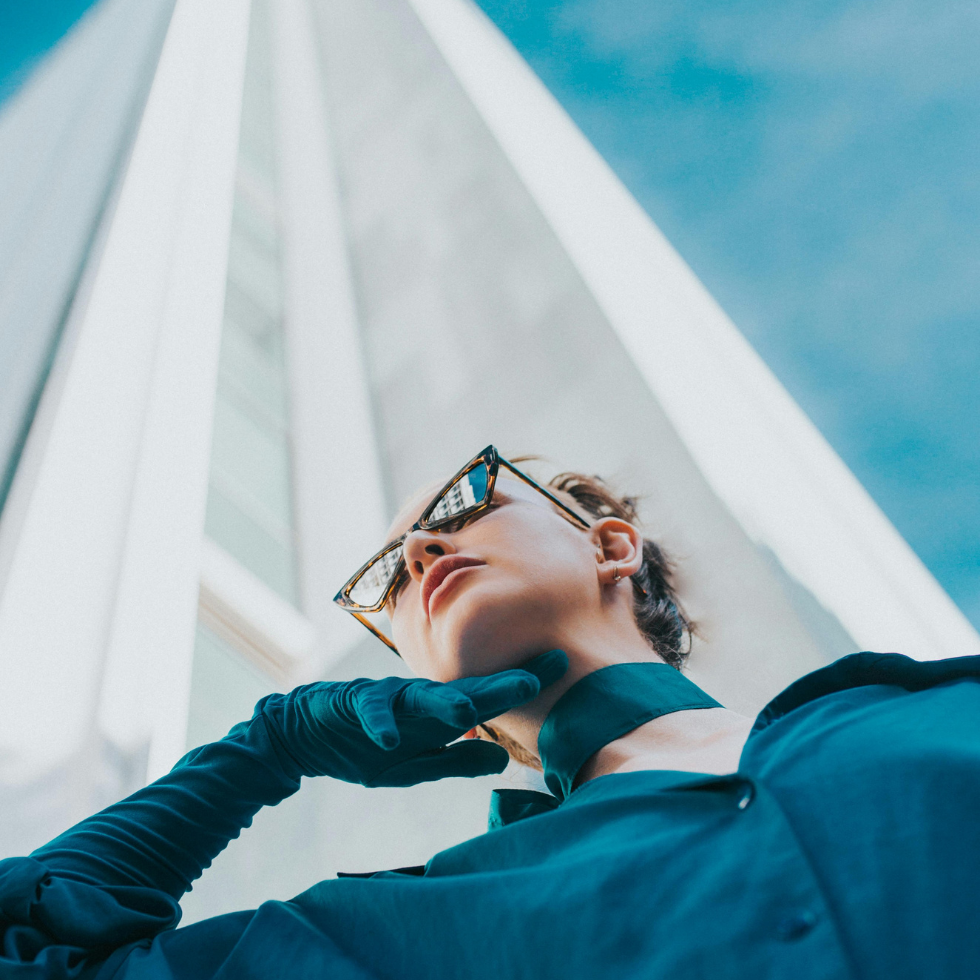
[333,445,592,655]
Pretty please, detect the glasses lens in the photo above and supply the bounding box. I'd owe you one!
[424,462,490,526]
[348,544,404,608]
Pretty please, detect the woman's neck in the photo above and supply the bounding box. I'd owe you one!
[489,625,753,786]
[574,706,754,787]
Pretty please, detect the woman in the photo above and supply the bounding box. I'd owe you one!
[2,445,979,979]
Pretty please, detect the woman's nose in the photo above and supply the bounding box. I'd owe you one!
[403,530,456,582]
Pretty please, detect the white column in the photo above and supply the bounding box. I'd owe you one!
[105,0,252,782]
[0,0,251,786]
[271,0,388,675]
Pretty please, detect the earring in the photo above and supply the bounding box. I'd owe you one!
[612,567,622,582]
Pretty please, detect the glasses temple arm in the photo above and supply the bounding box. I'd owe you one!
[498,459,592,529]
[351,612,400,654]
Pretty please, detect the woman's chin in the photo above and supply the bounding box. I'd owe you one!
[449,619,558,679]
[422,585,564,680]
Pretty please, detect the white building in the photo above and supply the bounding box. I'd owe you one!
[1,0,977,923]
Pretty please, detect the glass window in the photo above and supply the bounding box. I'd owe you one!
[202,0,299,607]
[186,623,272,750]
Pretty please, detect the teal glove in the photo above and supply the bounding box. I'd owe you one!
[255,649,568,788]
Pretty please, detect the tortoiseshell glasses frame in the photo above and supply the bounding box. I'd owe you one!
[333,445,592,654]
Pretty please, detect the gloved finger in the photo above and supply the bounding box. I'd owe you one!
[353,688,402,750]
[370,740,510,787]
[397,681,478,730]
[458,649,569,724]
[515,649,569,689]
[454,671,541,724]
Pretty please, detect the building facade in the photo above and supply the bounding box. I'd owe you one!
[1,0,977,922]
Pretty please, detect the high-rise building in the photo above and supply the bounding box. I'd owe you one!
[2,0,977,922]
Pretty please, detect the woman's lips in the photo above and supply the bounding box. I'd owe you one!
[422,555,486,618]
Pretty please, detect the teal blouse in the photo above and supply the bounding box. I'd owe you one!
[3,652,980,979]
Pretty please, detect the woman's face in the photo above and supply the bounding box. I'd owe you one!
[384,477,598,683]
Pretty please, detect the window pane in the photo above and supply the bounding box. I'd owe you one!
[209,396,294,530]
[218,329,288,426]
[186,624,272,751]
[202,0,299,608]
[232,189,278,257]
[226,232,282,318]
[223,280,281,356]
[204,483,299,604]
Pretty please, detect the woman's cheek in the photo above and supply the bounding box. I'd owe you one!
[391,603,438,677]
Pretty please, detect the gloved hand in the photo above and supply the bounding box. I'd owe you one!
[254,649,568,788]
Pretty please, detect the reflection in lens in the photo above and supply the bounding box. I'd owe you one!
[426,463,489,524]
[349,544,404,607]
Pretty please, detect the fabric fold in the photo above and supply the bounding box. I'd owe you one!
[1,712,301,964]
[538,662,721,799]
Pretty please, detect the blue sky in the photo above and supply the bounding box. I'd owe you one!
[476,0,980,630]
[0,0,96,103]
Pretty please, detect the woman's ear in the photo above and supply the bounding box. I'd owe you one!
[591,517,644,587]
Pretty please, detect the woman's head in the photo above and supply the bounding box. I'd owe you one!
[545,470,692,669]
[381,456,692,685]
